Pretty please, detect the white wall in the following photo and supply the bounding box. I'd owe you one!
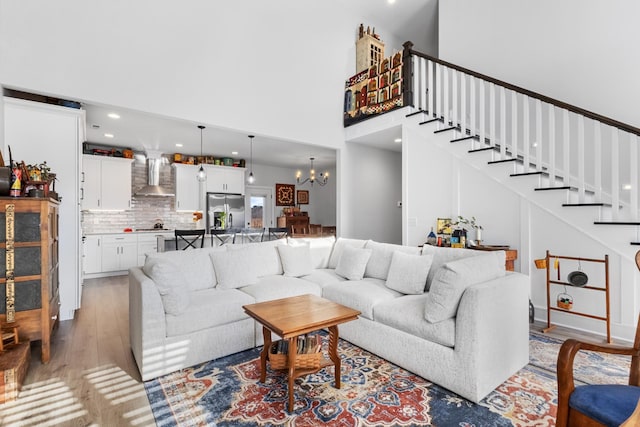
[340,143,402,244]
[439,0,640,129]
[249,162,337,227]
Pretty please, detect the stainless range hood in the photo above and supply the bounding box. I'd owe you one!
[135,151,175,197]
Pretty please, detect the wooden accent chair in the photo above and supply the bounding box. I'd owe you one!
[556,251,640,427]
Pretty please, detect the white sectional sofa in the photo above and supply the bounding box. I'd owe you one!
[129,236,529,403]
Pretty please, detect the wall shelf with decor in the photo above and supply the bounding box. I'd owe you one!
[538,250,611,343]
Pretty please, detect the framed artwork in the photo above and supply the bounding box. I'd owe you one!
[437,218,453,235]
[297,190,309,205]
[275,183,295,206]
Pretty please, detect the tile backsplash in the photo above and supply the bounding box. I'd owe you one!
[81,155,197,233]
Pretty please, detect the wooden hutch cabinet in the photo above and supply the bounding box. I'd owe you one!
[0,198,59,363]
[277,215,310,234]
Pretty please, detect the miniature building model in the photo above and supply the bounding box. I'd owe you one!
[356,24,385,73]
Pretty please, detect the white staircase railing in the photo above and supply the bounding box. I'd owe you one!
[403,42,640,232]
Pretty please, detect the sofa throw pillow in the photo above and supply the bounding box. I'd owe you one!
[365,240,422,280]
[421,245,482,291]
[227,239,285,277]
[143,258,190,316]
[385,252,433,295]
[424,251,506,323]
[277,244,313,277]
[210,250,259,289]
[328,237,368,269]
[287,236,335,269]
[335,246,372,281]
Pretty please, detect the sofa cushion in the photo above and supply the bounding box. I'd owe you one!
[239,275,322,303]
[277,244,313,277]
[145,246,224,292]
[142,257,190,315]
[374,294,456,347]
[328,237,368,268]
[210,249,259,289]
[288,236,336,269]
[322,278,402,320]
[421,245,483,291]
[385,252,434,295]
[424,251,506,323]
[364,240,422,280]
[165,288,255,337]
[227,239,284,277]
[301,269,346,288]
[335,246,372,280]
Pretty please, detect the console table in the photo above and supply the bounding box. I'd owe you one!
[472,245,518,271]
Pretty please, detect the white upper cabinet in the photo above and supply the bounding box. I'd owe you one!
[204,165,245,194]
[81,155,133,210]
[173,163,200,211]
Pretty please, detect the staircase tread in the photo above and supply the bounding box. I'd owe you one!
[405,110,425,118]
[450,136,476,143]
[510,172,544,177]
[562,203,612,207]
[488,158,518,164]
[434,126,458,134]
[419,118,440,125]
[631,242,640,246]
[468,147,496,153]
[594,221,640,225]
[535,186,573,191]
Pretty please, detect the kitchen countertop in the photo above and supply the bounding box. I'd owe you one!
[83,229,175,236]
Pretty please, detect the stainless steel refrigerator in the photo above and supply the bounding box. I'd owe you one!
[206,192,245,231]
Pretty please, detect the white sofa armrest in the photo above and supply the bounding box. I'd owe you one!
[129,267,167,375]
[455,272,530,398]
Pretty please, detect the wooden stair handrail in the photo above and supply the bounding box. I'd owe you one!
[402,41,640,137]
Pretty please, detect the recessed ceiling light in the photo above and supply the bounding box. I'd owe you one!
[394,138,402,143]
[104,133,114,138]
[232,151,239,155]
[388,0,396,4]
[107,113,120,119]
[623,184,632,190]
[175,143,183,148]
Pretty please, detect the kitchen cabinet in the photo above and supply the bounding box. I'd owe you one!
[204,165,245,194]
[82,235,102,275]
[137,233,173,266]
[101,234,138,272]
[81,155,133,210]
[173,163,200,211]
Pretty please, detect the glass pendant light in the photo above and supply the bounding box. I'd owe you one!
[196,125,206,182]
[247,135,255,184]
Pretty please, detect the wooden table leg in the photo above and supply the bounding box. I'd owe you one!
[287,336,298,412]
[260,326,271,383]
[328,325,340,389]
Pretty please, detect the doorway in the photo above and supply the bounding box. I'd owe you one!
[245,186,274,229]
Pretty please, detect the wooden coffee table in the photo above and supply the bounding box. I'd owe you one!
[243,294,360,412]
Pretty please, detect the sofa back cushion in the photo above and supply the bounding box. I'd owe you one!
[424,251,506,323]
[287,236,335,269]
[385,252,434,295]
[227,239,284,277]
[144,246,224,291]
[328,237,367,268]
[210,249,260,289]
[421,245,483,291]
[142,257,190,315]
[364,240,422,280]
[277,244,313,277]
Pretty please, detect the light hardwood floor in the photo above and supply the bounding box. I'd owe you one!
[0,276,155,427]
[0,276,616,426]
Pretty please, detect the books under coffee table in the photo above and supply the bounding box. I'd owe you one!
[243,294,360,412]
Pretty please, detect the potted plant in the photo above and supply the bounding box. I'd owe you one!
[449,216,483,246]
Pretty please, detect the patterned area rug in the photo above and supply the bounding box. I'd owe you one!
[144,332,630,426]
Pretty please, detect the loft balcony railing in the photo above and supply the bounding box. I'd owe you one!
[401,41,640,223]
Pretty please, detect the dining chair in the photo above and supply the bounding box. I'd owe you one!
[211,228,236,246]
[241,228,264,243]
[555,250,640,427]
[264,227,288,241]
[174,229,205,250]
